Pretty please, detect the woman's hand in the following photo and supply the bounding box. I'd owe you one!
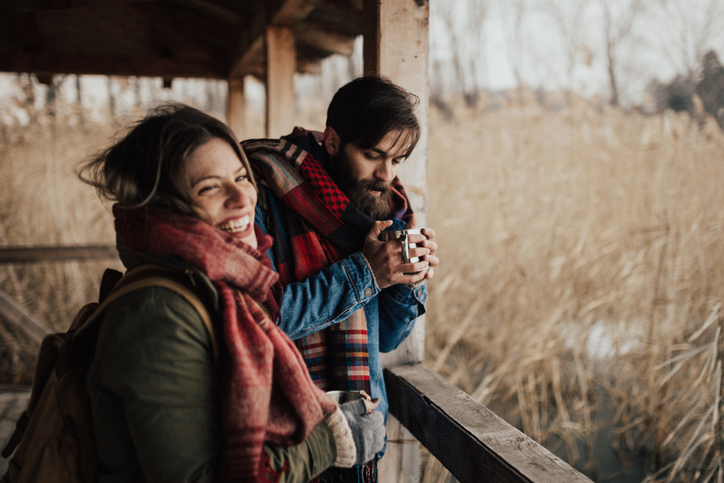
[339,399,385,466]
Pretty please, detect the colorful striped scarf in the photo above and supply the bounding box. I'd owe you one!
[243,128,413,396]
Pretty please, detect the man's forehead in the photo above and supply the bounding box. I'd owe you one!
[370,129,414,157]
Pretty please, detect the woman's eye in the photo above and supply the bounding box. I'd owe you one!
[236,174,248,183]
[197,185,216,196]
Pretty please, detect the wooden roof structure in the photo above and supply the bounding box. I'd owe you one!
[0,0,363,84]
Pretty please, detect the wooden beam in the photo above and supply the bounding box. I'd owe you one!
[0,52,226,78]
[227,76,246,138]
[294,20,355,55]
[227,0,318,79]
[0,0,156,13]
[0,288,50,345]
[364,1,430,481]
[269,0,319,25]
[227,7,266,79]
[365,0,429,362]
[265,25,295,138]
[385,365,592,483]
[0,245,117,264]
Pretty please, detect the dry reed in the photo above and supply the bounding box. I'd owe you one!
[424,90,724,481]
[2,87,724,481]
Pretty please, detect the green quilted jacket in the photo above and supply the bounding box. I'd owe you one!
[86,256,336,483]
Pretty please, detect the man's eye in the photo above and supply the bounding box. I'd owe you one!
[392,158,404,165]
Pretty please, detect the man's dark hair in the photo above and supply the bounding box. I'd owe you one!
[326,75,421,158]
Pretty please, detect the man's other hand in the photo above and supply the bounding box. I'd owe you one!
[362,220,438,288]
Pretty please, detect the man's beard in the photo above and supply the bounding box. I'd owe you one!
[328,151,392,220]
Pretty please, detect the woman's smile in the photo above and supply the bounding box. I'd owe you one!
[217,214,251,234]
[184,138,258,249]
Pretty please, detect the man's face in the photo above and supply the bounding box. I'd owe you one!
[327,129,410,220]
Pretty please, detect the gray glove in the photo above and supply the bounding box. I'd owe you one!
[339,399,386,465]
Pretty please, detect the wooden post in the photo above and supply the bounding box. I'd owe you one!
[227,77,246,138]
[364,0,430,481]
[265,25,295,138]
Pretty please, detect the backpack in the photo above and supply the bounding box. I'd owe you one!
[1,264,216,483]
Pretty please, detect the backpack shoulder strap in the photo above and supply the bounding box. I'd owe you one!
[83,265,219,363]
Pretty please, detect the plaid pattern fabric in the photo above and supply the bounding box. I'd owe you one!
[243,128,413,395]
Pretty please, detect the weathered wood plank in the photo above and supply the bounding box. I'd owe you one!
[0,289,50,345]
[364,1,429,481]
[0,52,226,79]
[227,77,246,138]
[294,20,356,55]
[0,0,156,13]
[0,245,117,264]
[385,364,592,483]
[227,0,318,79]
[265,25,295,138]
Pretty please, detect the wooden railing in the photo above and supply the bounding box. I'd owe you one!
[0,245,117,264]
[384,364,592,483]
[0,245,118,343]
[0,244,590,482]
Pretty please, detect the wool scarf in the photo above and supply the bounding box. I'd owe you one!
[113,204,337,482]
[243,128,413,395]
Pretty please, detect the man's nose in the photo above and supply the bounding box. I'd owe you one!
[375,161,394,183]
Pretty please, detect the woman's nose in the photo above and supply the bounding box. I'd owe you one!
[225,184,247,206]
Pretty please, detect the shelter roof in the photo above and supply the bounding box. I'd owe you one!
[0,0,363,83]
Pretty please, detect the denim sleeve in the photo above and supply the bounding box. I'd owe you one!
[255,203,381,341]
[377,282,427,353]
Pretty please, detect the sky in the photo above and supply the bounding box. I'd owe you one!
[429,0,724,106]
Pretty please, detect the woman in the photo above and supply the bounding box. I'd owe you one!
[79,104,384,483]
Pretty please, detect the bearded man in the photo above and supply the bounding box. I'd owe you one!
[243,75,439,483]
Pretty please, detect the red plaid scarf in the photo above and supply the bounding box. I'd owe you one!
[113,204,337,482]
[243,129,413,395]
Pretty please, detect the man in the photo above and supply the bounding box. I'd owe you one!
[243,75,438,482]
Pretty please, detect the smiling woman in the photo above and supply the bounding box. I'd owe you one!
[73,104,386,483]
[184,138,258,249]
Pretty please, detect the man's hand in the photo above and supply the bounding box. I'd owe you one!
[362,220,439,289]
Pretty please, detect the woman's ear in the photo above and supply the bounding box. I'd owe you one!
[323,127,340,156]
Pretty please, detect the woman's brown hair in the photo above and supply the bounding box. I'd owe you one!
[79,104,256,217]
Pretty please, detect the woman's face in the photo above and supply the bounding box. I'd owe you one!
[184,137,258,249]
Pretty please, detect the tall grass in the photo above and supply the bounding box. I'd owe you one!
[424,90,724,481]
[2,87,724,480]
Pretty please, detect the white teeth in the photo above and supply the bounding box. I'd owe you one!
[218,215,250,233]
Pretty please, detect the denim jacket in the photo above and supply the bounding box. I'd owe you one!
[255,186,427,423]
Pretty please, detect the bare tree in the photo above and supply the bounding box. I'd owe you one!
[45,74,66,117]
[539,0,591,99]
[501,0,530,88]
[651,0,724,79]
[433,0,489,106]
[598,0,645,106]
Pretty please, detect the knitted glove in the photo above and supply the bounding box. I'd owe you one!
[339,399,386,466]
[323,407,357,467]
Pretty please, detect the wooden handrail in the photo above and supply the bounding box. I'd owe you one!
[384,364,592,483]
[0,245,117,264]
[0,288,51,344]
